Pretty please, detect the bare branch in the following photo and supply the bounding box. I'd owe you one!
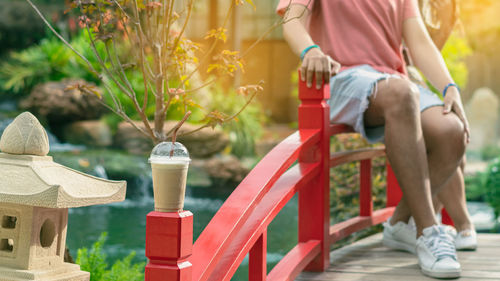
[170,111,192,147]
[171,0,194,56]
[174,123,210,138]
[94,2,137,99]
[179,1,236,86]
[112,0,132,20]
[25,0,100,75]
[224,89,260,123]
[183,78,216,94]
[78,85,152,141]
[178,86,261,138]
[81,22,135,99]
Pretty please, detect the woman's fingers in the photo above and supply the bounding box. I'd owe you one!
[315,60,324,89]
[300,58,309,82]
[302,50,341,88]
[323,58,331,84]
[443,99,452,114]
[300,57,316,88]
[330,57,341,76]
[307,61,315,88]
[452,103,471,144]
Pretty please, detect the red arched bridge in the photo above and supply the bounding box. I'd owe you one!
[143,75,500,281]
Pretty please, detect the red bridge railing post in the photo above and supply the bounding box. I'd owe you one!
[145,211,193,281]
[360,159,373,217]
[297,76,330,271]
[249,230,267,281]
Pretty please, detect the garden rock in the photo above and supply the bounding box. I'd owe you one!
[62,121,112,148]
[203,155,250,189]
[465,87,499,150]
[114,121,229,158]
[176,122,229,158]
[114,121,153,155]
[20,79,106,124]
[255,124,296,156]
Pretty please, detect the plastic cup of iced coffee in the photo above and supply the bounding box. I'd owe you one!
[149,142,191,212]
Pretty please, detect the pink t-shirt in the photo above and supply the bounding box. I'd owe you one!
[277,0,419,75]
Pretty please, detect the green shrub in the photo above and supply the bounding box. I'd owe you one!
[328,134,387,249]
[0,36,72,94]
[330,134,387,221]
[484,159,500,217]
[0,31,103,95]
[0,29,231,122]
[465,172,486,202]
[76,233,145,281]
[205,84,265,158]
[481,145,500,161]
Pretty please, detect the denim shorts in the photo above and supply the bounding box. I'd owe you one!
[327,64,444,144]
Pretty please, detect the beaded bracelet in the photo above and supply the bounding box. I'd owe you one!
[300,45,320,61]
[443,83,460,97]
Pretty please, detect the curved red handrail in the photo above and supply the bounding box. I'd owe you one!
[330,208,394,243]
[191,129,320,281]
[208,162,320,281]
[267,240,321,280]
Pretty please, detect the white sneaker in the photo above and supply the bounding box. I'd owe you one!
[417,225,461,279]
[455,229,477,251]
[442,224,457,237]
[409,216,477,251]
[383,218,417,254]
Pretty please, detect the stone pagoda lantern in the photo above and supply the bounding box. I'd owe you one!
[0,112,126,281]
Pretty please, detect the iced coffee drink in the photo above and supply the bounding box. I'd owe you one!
[149,142,190,212]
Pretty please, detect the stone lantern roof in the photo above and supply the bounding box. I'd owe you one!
[0,112,126,208]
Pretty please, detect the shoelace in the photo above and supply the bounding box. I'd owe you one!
[425,228,457,261]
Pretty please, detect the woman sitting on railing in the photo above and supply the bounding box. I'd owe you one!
[278,0,469,279]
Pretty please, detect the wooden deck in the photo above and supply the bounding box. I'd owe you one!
[296,233,500,281]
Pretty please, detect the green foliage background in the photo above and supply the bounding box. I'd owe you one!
[425,32,472,94]
[481,159,500,217]
[441,33,472,90]
[76,233,145,281]
[0,29,264,157]
[0,31,101,95]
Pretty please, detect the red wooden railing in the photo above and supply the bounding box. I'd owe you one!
[143,74,443,280]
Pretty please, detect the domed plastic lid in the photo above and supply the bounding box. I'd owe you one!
[149,142,191,164]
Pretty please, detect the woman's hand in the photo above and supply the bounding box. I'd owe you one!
[443,87,470,143]
[281,4,339,89]
[300,48,341,89]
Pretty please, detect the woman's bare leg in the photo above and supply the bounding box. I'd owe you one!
[380,105,466,234]
[436,167,474,231]
[363,75,468,235]
[364,79,437,236]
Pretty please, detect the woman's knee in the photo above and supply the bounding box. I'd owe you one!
[443,115,467,158]
[430,113,467,160]
[378,79,420,118]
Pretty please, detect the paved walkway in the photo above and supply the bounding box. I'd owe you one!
[296,232,500,281]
